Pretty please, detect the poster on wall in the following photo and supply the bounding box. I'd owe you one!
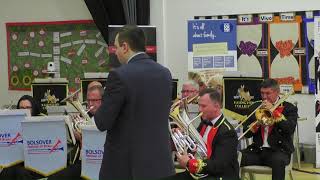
[187,19,237,71]
[314,16,320,168]
[6,20,109,91]
[237,16,268,78]
[304,16,317,93]
[268,15,304,92]
[315,16,320,58]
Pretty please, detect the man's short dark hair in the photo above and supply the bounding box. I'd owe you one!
[117,25,146,52]
[199,88,222,106]
[261,78,279,90]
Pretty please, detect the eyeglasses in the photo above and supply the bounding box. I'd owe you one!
[181,90,196,93]
[20,106,32,109]
[87,99,101,102]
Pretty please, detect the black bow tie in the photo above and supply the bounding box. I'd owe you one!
[203,120,213,126]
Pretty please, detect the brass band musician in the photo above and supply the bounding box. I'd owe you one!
[179,81,200,123]
[172,88,239,180]
[181,81,199,100]
[0,95,44,180]
[17,95,42,116]
[240,79,298,180]
[48,81,104,180]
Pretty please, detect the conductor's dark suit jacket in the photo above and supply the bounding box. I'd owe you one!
[243,101,298,154]
[94,53,175,180]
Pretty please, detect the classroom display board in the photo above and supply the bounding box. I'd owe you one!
[6,20,109,91]
[194,10,320,94]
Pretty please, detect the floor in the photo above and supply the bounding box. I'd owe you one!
[241,163,320,180]
[176,162,320,180]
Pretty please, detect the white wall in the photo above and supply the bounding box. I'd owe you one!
[0,0,93,107]
[150,0,320,144]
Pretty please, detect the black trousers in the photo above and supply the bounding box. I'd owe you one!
[47,160,82,180]
[164,170,239,180]
[0,163,43,180]
[241,148,290,180]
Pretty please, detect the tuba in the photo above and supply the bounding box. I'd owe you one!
[61,89,94,133]
[237,91,293,140]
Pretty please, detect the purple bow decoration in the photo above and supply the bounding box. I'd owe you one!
[239,41,257,57]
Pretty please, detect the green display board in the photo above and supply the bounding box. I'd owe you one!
[6,20,110,91]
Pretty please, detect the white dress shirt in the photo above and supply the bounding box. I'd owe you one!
[262,97,280,148]
[202,114,222,143]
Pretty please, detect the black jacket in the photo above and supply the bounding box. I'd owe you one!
[197,115,239,180]
[243,101,298,154]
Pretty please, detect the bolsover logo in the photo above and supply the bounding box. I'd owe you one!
[0,132,23,147]
[233,85,255,109]
[85,149,104,164]
[26,138,64,154]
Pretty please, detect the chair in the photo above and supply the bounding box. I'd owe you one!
[240,129,298,180]
[240,154,294,180]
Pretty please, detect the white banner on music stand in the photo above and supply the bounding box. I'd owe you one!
[22,116,67,176]
[0,109,29,168]
[81,125,106,180]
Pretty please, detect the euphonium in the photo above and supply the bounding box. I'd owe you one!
[61,89,94,133]
[169,94,207,159]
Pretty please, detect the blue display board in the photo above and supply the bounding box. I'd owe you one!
[187,19,237,71]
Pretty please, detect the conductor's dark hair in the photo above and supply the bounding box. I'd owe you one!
[116,25,146,52]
